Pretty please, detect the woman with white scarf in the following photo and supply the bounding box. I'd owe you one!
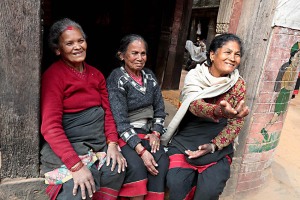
[162,33,249,200]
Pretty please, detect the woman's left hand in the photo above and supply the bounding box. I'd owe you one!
[144,132,160,153]
[106,143,127,173]
[233,100,250,118]
[219,100,249,119]
[185,143,213,159]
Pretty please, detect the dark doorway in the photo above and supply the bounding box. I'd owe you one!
[42,0,167,77]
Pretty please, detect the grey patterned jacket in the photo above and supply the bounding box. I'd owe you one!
[107,66,166,149]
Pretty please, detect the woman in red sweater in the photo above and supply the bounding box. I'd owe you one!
[40,18,126,200]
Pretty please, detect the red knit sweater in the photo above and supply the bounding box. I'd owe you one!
[41,60,118,169]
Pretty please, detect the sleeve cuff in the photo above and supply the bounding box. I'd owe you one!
[152,124,164,135]
[211,139,223,150]
[62,153,81,169]
[212,105,221,122]
[106,132,119,143]
[127,135,142,149]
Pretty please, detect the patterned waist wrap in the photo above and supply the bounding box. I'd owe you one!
[170,115,233,166]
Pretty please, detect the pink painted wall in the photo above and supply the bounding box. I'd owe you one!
[235,26,300,193]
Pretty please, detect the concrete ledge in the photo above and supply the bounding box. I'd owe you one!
[0,178,47,200]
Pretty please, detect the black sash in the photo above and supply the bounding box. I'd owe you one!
[169,110,233,166]
[40,106,106,171]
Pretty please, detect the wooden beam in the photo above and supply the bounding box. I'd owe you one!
[0,0,41,179]
[161,0,193,90]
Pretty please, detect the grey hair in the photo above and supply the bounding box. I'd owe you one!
[48,18,87,52]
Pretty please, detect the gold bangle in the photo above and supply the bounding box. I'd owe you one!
[107,140,118,146]
[70,161,84,172]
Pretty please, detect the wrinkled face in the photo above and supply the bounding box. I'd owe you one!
[56,27,87,68]
[120,40,147,73]
[210,41,241,77]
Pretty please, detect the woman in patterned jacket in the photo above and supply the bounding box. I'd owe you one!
[107,34,169,200]
[162,33,249,200]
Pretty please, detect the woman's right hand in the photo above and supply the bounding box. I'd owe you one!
[140,150,159,176]
[71,165,96,199]
[136,144,159,176]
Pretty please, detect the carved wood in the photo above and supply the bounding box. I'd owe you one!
[216,0,233,34]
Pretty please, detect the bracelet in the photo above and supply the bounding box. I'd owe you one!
[107,140,115,144]
[70,161,84,172]
[107,141,118,146]
[138,147,147,157]
[152,131,161,139]
[107,140,118,145]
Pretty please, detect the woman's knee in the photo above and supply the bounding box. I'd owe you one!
[166,169,184,189]
[166,169,195,200]
[166,176,181,190]
[195,185,223,200]
[195,158,230,199]
[99,163,126,189]
[127,158,148,179]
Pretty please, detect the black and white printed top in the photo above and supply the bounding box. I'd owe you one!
[107,66,166,149]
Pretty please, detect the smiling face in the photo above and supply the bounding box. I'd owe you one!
[209,40,241,77]
[56,27,87,69]
[120,39,147,75]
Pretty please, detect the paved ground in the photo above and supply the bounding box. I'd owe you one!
[162,91,300,200]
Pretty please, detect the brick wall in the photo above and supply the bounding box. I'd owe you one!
[235,26,300,193]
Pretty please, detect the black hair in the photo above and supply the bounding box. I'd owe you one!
[206,33,243,66]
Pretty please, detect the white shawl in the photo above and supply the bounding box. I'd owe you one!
[161,63,240,146]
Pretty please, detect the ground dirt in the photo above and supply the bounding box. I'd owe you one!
[242,94,300,200]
